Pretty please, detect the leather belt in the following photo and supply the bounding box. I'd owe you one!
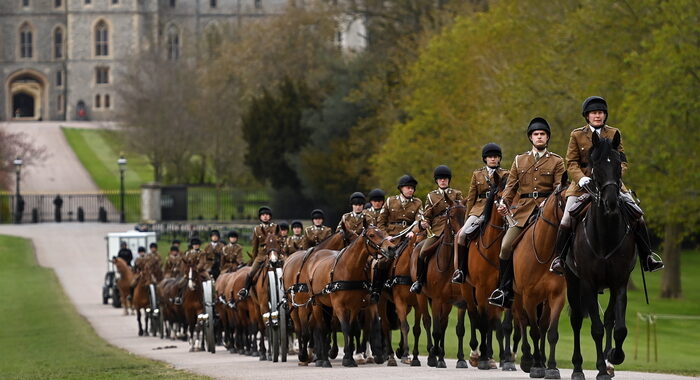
[520,191,551,199]
[478,192,490,199]
[389,221,409,226]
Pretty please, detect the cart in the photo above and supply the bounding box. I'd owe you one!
[103,231,157,308]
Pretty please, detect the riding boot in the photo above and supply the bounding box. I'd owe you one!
[488,258,514,308]
[549,225,572,276]
[410,257,426,294]
[370,262,385,304]
[635,219,664,272]
[451,240,469,284]
[238,261,262,299]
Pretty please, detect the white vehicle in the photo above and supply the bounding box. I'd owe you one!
[102,230,157,307]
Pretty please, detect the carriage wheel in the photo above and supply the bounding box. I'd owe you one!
[158,310,165,339]
[148,285,159,337]
[271,325,280,363]
[111,286,121,308]
[203,280,216,353]
[279,305,288,362]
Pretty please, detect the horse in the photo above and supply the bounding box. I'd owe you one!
[112,257,133,315]
[158,276,186,340]
[215,271,237,351]
[227,266,259,356]
[181,258,209,352]
[566,131,636,380]
[283,227,356,365]
[132,264,154,336]
[306,226,395,367]
[511,177,569,378]
[460,172,516,370]
[414,196,467,368]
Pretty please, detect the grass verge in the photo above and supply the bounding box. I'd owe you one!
[0,234,209,380]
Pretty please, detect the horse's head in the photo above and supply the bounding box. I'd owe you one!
[263,225,285,267]
[445,198,467,236]
[362,225,396,259]
[590,131,623,215]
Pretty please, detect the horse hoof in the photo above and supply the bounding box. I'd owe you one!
[401,356,411,365]
[521,357,533,372]
[322,360,332,368]
[437,360,446,368]
[606,362,615,378]
[572,371,586,380]
[228,348,236,354]
[489,358,498,369]
[315,360,323,367]
[596,375,611,380]
[410,358,421,367]
[298,361,309,366]
[329,347,339,359]
[477,360,491,370]
[387,357,397,367]
[138,330,144,336]
[373,355,384,365]
[427,355,437,367]
[189,347,195,352]
[530,367,546,378]
[456,360,468,368]
[502,361,517,371]
[545,368,561,379]
[607,348,625,365]
[342,358,357,367]
[259,354,267,361]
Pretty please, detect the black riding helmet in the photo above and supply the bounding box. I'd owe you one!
[397,174,418,190]
[190,238,201,246]
[291,220,303,229]
[349,192,366,205]
[279,221,290,231]
[527,117,551,140]
[581,96,608,125]
[210,229,220,238]
[227,231,238,239]
[311,209,325,219]
[481,143,502,163]
[258,206,272,217]
[433,165,452,180]
[367,188,385,201]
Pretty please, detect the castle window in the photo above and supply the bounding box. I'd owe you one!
[55,0,61,7]
[95,21,109,56]
[112,0,119,4]
[95,67,109,84]
[56,71,63,87]
[22,0,30,7]
[57,94,64,112]
[167,25,180,61]
[255,0,262,9]
[85,0,91,4]
[95,94,101,108]
[210,0,217,8]
[20,23,33,58]
[104,94,111,108]
[54,27,64,59]
[170,0,176,7]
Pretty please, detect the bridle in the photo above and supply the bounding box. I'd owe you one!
[363,227,392,259]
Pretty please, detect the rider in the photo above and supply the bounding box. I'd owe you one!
[204,230,224,279]
[363,188,385,227]
[487,117,565,308]
[286,220,305,255]
[163,245,182,278]
[220,231,243,274]
[549,96,664,275]
[337,192,367,234]
[145,242,163,281]
[452,143,509,283]
[129,246,148,296]
[117,241,133,267]
[238,206,277,299]
[174,238,203,304]
[302,209,332,249]
[171,239,181,252]
[278,222,291,258]
[411,165,463,294]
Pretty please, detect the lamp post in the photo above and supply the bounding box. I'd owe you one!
[118,155,127,223]
[13,157,23,224]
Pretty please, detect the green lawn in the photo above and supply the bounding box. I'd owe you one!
[395,250,700,375]
[0,234,208,380]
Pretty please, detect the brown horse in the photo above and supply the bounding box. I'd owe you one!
[181,259,207,352]
[227,266,260,356]
[283,227,356,365]
[158,276,185,340]
[306,226,395,367]
[461,172,515,370]
[112,257,133,315]
[511,180,569,378]
[215,271,237,351]
[412,197,466,368]
[132,264,154,336]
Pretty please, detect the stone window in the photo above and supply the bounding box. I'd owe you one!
[54,27,64,59]
[210,0,216,8]
[95,21,109,56]
[255,0,262,9]
[104,94,111,108]
[19,23,33,59]
[56,70,63,87]
[55,0,61,7]
[95,67,109,84]
[22,0,30,7]
[85,0,91,4]
[95,94,101,108]
[170,0,176,7]
[57,94,64,112]
[167,25,180,61]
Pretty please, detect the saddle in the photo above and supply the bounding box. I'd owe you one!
[290,247,317,293]
[464,215,485,240]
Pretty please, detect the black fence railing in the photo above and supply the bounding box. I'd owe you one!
[186,188,269,221]
[141,222,258,246]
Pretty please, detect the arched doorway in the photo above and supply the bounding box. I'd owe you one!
[6,70,46,121]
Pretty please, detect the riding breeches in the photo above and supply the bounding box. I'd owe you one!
[561,192,637,228]
[456,215,481,245]
[419,235,439,260]
[499,226,523,260]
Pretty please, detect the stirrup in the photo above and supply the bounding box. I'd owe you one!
[643,253,664,272]
[409,281,422,294]
[173,297,182,305]
[549,257,565,276]
[487,289,506,308]
[238,288,249,299]
[451,270,464,284]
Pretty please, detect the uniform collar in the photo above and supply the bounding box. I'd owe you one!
[531,148,548,156]
[399,194,412,203]
[589,124,604,134]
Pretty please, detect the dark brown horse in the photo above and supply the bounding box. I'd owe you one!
[132,264,155,336]
[566,132,636,380]
[511,179,569,378]
[215,271,237,351]
[306,226,395,367]
[112,257,133,315]
[414,197,466,368]
[182,259,208,352]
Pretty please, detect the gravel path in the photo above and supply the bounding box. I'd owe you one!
[0,223,695,380]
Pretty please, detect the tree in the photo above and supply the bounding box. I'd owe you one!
[0,129,48,189]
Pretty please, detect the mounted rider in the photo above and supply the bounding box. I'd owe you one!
[145,242,163,281]
[129,246,148,294]
[278,221,291,258]
[337,192,368,234]
[410,165,464,294]
[204,230,224,279]
[163,245,182,278]
[286,220,305,255]
[488,117,566,308]
[174,238,204,304]
[117,241,133,267]
[549,96,664,275]
[452,143,509,284]
[302,209,332,249]
[220,231,243,274]
[363,188,386,226]
[238,206,277,299]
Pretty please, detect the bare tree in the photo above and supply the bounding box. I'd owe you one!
[0,128,48,189]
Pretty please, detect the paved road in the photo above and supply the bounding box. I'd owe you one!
[0,223,695,380]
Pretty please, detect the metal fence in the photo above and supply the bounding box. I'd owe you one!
[142,222,258,246]
[186,187,269,221]
[0,191,140,223]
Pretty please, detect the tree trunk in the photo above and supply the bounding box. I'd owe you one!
[660,222,682,298]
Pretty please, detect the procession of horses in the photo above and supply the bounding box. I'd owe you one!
[108,97,663,380]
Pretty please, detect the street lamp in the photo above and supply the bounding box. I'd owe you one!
[118,155,127,223]
[13,157,23,224]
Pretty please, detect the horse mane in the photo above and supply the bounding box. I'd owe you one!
[481,172,502,227]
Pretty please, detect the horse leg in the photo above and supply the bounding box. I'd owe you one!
[430,301,445,368]
[421,298,436,367]
[411,306,422,366]
[567,274,585,380]
[339,309,358,367]
[587,292,609,380]
[467,305,480,367]
[329,330,339,360]
[368,306,385,364]
[603,288,616,361]
[545,290,566,379]
[455,307,468,368]
[607,285,628,367]
[476,308,491,369]
[501,309,516,371]
[488,310,501,369]
[383,310,397,366]
[396,301,411,365]
[528,305,545,379]
[436,302,451,368]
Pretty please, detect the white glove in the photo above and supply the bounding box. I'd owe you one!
[578,176,592,188]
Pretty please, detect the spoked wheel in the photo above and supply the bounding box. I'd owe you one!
[203,280,216,353]
[148,284,160,337]
[279,303,288,362]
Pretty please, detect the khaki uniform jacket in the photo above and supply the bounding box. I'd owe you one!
[565,125,628,197]
[503,150,566,227]
[302,225,332,249]
[466,167,510,217]
[424,188,463,236]
[133,254,146,273]
[164,253,181,277]
[220,243,242,273]
[204,241,224,272]
[362,208,382,227]
[286,235,305,255]
[252,222,277,259]
[378,195,423,236]
[336,212,366,235]
[181,248,205,274]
